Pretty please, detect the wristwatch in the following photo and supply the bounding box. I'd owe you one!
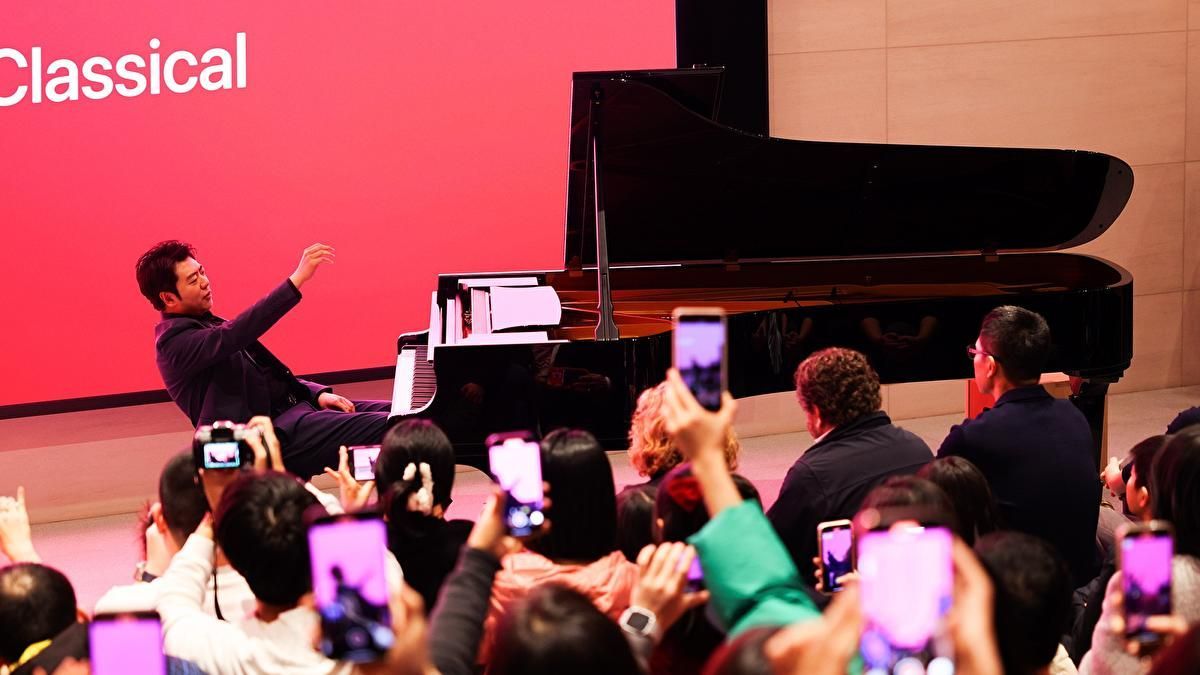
[132,561,158,583]
[618,606,659,642]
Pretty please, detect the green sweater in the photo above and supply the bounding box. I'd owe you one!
[689,500,821,636]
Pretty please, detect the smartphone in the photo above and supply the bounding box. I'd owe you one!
[685,556,705,593]
[1119,520,1174,650]
[672,307,727,411]
[858,525,954,674]
[89,611,166,675]
[308,512,394,662]
[486,431,546,537]
[817,519,854,593]
[350,445,382,481]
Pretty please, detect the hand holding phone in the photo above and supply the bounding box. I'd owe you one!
[349,445,382,482]
[487,432,546,537]
[672,307,727,412]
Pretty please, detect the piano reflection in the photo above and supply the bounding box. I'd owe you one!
[391,68,1133,470]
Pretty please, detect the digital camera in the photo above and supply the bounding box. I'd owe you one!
[192,421,258,470]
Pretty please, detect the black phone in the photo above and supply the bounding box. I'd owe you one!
[1119,520,1174,651]
[308,512,394,662]
[89,611,166,675]
[672,307,727,411]
[486,431,546,536]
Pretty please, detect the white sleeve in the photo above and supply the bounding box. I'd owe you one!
[157,534,256,674]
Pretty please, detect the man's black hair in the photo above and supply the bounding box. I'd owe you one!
[975,532,1072,675]
[0,563,78,664]
[527,429,618,563]
[214,471,323,606]
[489,583,641,675]
[977,305,1051,384]
[135,240,196,311]
[918,456,1001,547]
[159,451,209,548]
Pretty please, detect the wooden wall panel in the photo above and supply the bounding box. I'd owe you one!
[770,50,887,141]
[769,0,885,54]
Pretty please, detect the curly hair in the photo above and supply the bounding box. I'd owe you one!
[793,347,881,427]
[627,381,740,478]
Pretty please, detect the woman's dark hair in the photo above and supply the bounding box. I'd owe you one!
[918,457,1001,546]
[1150,426,1200,558]
[1129,435,1170,490]
[135,240,195,311]
[616,486,655,562]
[701,625,782,675]
[488,584,640,675]
[858,475,961,538]
[527,428,618,562]
[376,420,457,546]
[656,463,760,543]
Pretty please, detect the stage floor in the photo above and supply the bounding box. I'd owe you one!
[11,383,1200,611]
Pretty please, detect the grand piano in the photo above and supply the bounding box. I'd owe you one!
[391,68,1134,469]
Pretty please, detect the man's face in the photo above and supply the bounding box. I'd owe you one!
[163,257,212,315]
[1126,466,1151,520]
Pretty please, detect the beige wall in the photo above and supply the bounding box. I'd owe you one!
[769,0,1200,399]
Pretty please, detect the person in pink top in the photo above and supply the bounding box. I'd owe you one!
[481,429,639,661]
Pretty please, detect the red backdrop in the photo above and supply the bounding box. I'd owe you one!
[0,1,675,406]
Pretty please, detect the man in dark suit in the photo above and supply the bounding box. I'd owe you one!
[135,240,390,478]
[766,347,932,585]
[938,305,1099,587]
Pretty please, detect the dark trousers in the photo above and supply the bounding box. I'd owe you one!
[279,399,392,478]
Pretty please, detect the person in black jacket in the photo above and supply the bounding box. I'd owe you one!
[135,240,390,478]
[766,347,932,585]
[937,305,1100,588]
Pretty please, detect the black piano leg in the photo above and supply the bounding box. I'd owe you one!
[1070,379,1109,471]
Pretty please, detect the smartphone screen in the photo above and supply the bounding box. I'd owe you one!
[673,311,726,411]
[202,441,241,469]
[308,515,394,662]
[350,445,382,481]
[89,613,166,675]
[487,434,545,536]
[1122,529,1173,644]
[820,524,854,592]
[685,556,705,592]
[858,526,954,674]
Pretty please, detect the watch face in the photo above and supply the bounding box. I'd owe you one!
[626,611,651,632]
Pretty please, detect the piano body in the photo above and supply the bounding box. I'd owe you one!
[392,68,1134,469]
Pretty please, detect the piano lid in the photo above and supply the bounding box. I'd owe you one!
[564,70,1134,269]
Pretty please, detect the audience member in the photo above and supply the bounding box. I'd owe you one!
[938,305,1100,587]
[976,532,1076,675]
[93,451,254,617]
[768,347,932,583]
[372,419,473,614]
[918,456,1001,546]
[1081,426,1200,673]
[618,382,741,562]
[0,563,80,673]
[0,486,40,564]
[484,429,638,658]
[649,463,759,674]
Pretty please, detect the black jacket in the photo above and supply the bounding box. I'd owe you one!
[766,410,932,583]
[938,385,1100,587]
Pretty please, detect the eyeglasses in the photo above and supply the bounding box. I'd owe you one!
[966,345,999,362]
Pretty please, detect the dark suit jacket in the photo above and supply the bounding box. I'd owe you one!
[937,384,1100,586]
[767,411,932,584]
[155,280,328,435]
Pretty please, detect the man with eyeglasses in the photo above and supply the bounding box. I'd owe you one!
[938,305,1100,587]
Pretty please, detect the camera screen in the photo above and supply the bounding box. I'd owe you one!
[1122,533,1173,638]
[351,446,382,481]
[309,517,394,662]
[488,437,545,536]
[203,441,241,469]
[89,614,165,675]
[821,526,853,592]
[858,526,954,674]
[674,315,725,411]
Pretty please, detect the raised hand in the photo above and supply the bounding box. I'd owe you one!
[632,542,709,637]
[323,445,376,512]
[288,243,335,289]
[0,486,40,563]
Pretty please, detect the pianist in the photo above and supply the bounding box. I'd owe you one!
[135,240,391,478]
